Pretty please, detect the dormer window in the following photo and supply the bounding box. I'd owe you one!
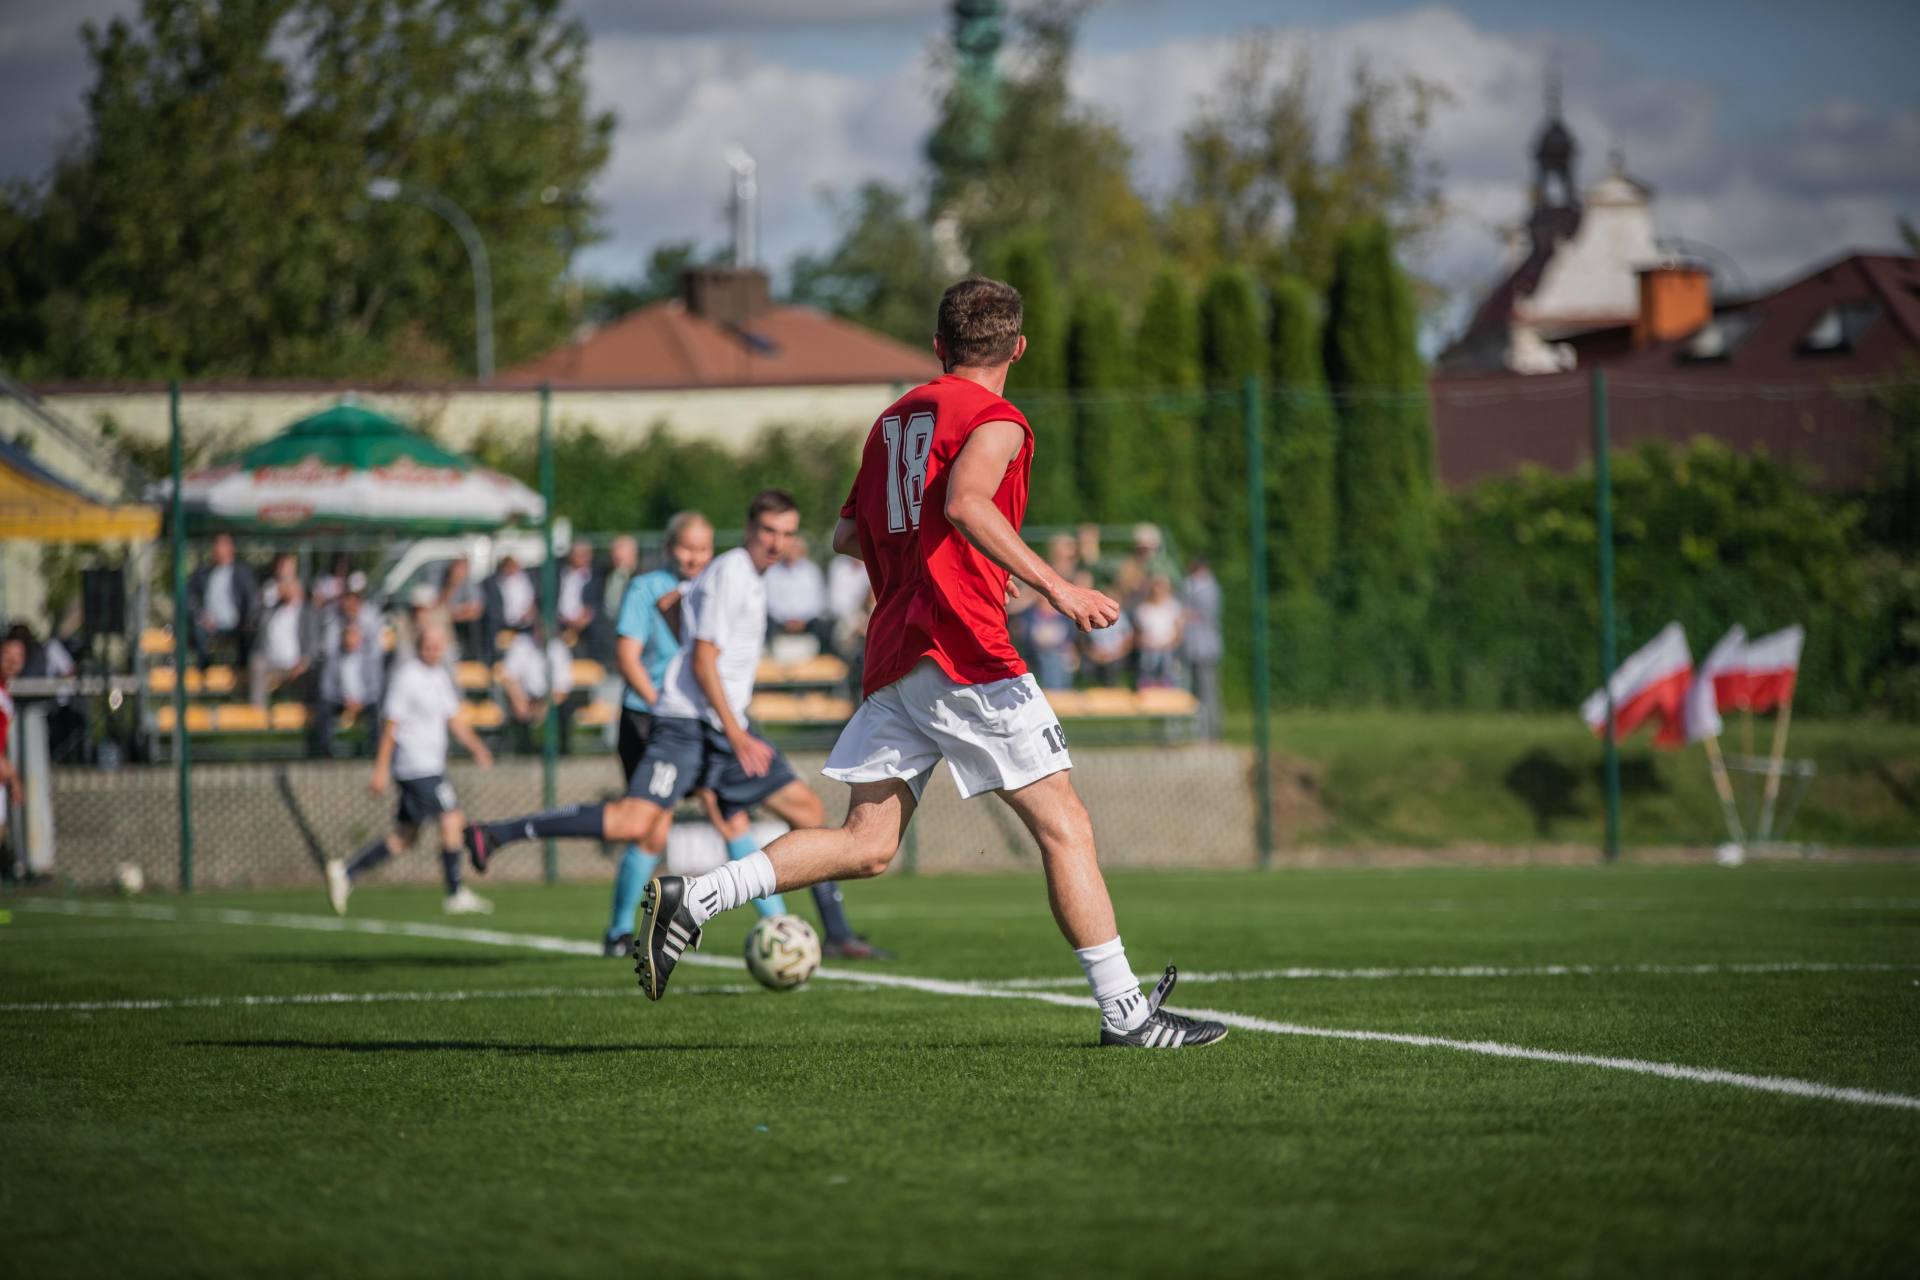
[1799,301,1880,354]
[1684,308,1760,361]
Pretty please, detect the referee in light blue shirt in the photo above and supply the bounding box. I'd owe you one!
[604,512,715,954]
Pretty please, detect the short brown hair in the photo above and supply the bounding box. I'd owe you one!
[938,276,1023,368]
[747,489,799,525]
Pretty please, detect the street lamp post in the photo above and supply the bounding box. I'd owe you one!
[366,177,494,381]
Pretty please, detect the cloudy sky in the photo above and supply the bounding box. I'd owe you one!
[4,0,1916,319]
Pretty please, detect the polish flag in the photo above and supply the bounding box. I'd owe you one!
[1735,625,1805,713]
[1685,625,1746,743]
[1581,622,1693,748]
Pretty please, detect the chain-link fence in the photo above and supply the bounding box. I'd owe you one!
[12,369,1919,892]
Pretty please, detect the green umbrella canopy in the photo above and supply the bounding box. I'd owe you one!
[219,403,477,471]
[150,398,545,534]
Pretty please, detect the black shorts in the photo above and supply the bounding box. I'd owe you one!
[618,707,655,785]
[624,715,797,819]
[396,775,457,827]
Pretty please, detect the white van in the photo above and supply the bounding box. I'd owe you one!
[372,521,571,607]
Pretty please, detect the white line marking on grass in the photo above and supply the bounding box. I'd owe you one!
[980,961,1920,989]
[21,900,1920,1113]
[0,985,761,1014]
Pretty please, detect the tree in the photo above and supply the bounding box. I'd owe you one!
[1197,267,1264,688]
[995,232,1074,523]
[933,4,1159,299]
[1267,276,1336,590]
[1323,217,1434,699]
[0,0,611,380]
[1132,270,1205,560]
[1265,275,1338,702]
[788,183,946,347]
[1065,288,1130,520]
[1165,42,1446,293]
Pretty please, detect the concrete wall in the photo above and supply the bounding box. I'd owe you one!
[48,744,1258,892]
[41,382,910,453]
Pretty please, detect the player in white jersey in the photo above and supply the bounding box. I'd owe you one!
[326,624,494,915]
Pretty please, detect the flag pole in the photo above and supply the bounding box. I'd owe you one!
[1758,694,1794,841]
[1703,735,1745,843]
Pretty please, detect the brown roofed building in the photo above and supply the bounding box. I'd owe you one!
[497,268,940,390]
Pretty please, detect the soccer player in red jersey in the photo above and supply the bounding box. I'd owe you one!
[637,277,1226,1049]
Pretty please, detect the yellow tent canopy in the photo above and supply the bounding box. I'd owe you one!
[0,436,159,542]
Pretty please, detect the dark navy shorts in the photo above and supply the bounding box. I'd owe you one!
[396,775,457,827]
[624,715,797,819]
[617,707,654,784]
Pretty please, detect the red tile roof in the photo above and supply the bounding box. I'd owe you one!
[496,300,940,390]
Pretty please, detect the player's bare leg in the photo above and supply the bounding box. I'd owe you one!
[996,771,1225,1048]
[747,780,892,958]
[635,781,912,999]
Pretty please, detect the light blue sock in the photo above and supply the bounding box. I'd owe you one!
[607,844,659,942]
[727,833,787,917]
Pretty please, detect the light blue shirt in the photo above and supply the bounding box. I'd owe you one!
[618,569,681,712]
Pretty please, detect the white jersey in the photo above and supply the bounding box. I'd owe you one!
[383,656,461,780]
[653,546,765,730]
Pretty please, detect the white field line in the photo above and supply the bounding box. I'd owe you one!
[16,900,1920,1113]
[0,985,760,1014]
[979,961,1920,989]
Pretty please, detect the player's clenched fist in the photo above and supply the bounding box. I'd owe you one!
[1048,580,1121,632]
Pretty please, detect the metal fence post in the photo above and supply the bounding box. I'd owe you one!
[1592,369,1621,862]
[168,381,194,891]
[1245,374,1274,868]
[538,384,559,884]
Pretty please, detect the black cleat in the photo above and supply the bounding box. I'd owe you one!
[634,876,702,1001]
[1098,965,1229,1049]
[822,935,895,961]
[603,932,633,958]
[463,823,493,875]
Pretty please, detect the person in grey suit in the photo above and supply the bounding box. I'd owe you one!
[1180,557,1224,741]
[187,533,258,671]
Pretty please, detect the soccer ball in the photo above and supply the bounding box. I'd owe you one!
[743,914,820,991]
[113,862,145,896]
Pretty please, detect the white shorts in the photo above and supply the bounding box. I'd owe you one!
[822,660,1072,801]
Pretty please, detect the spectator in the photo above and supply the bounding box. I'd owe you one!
[1133,574,1183,688]
[592,536,640,663]
[1112,523,1174,607]
[0,634,21,870]
[1045,532,1079,582]
[1075,523,1108,578]
[312,617,378,758]
[1024,594,1078,691]
[481,553,536,662]
[499,621,575,753]
[7,623,83,762]
[438,559,485,659]
[764,532,830,652]
[250,576,316,706]
[261,551,299,608]
[311,553,352,611]
[187,533,258,671]
[826,553,871,687]
[555,543,599,652]
[1181,557,1224,739]
[1077,570,1133,687]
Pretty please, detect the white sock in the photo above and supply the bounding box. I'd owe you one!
[1076,936,1149,1031]
[685,851,777,926]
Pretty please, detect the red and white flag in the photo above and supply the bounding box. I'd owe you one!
[1581,622,1693,748]
[1685,625,1746,743]
[1733,625,1804,713]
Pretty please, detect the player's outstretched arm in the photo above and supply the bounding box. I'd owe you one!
[690,639,773,776]
[615,634,657,708]
[449,714,494,769]
[946,421,1119,631]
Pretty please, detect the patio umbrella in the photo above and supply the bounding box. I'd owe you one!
[147,400,543,534]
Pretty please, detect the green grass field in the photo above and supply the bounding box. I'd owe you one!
[5,863,1919,1277]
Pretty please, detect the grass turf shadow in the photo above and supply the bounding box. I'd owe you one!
[248,953,568,971]
[181,1038,766,1056]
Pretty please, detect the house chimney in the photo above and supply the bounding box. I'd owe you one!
[681,266,770,330]
[1634,260,1712,347]
[726,147,759,269]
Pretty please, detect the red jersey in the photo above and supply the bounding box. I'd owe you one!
[842,375,1033,696]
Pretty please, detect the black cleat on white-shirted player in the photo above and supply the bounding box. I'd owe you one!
[634,875,703,1000]
[1099,965,1229,1049]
